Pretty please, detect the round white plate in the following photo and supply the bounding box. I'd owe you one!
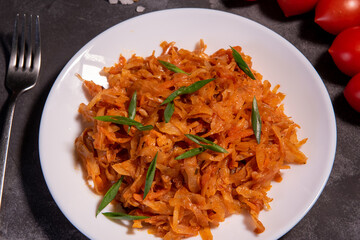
[39,8,336,240]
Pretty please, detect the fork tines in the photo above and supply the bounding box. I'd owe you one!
[9,14,41,72]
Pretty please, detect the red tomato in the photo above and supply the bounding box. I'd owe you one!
[277,0,318,17]
[315,0,360,35]
[344,73,360,112]
[328,27,360,76]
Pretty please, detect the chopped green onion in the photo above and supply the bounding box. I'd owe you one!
[164,101,175,123]
[94,115,153,131]
[185,134,228,153]
[251,96,262,144]
[230,46,256,80]
[199,143,228,153]
[143,152,158,199]
[127,91,137,132]
[161,78,215,105]
[128,91,137,120]
[96,176,124,216]
[161,78,215,122]
[158,60,189,75]
[137,125,154,131]
[175,134,228,160]
[175,147,205,160]
[102,212,149,220]
[185,134,214,145]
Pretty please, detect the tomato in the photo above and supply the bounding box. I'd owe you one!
[315,0,360,35]
[328,27,360,77]
[344,73,360,112]
[277,0,318,17]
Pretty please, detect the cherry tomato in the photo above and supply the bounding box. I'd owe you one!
[277,0,318,17]
[315,0,360,35]
[328,27,360,77]
[344,73,360,112]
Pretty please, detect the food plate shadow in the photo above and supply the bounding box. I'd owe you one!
[332,93,360,126]
[254,0,286,21]
[221,0,256,8]
[314,52,348,87]
[297,13,334,46]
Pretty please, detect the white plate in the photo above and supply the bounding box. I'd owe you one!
[39,8,336,240]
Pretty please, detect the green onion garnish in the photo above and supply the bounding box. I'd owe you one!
[230,46,256,80]
[164,101,175,123]
[96,176,124,216]
[127,91,137,132]
[161,78,215,122]
[102,212,149,220]
[158,60,190,75]
[143,152,158,200]
[94,115,153,131]
[175,147,205,160]
[185,134,228,153]
[175,134,228,160]
[251,96,262,144]
[161,78,215,105]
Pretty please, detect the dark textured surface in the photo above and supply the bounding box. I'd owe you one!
[0,0,359,239]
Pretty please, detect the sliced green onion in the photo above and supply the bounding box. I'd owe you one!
[230,46,256,80]
[185,134,214,145]
[102,212,149,220]
[143,152,158,200]
[96,176,124,216]
[175,147,205,160]
[158,60,189,75]
[185,134,228,153]
[164,101,175,123]
[198,143,228,153]
[251,96,262,144]
[94,115,153,131]
[161,78,215,105]
[127,91,137,132]
[137,125,154,131]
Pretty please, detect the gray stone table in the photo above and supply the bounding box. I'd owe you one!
[0,0,358,239]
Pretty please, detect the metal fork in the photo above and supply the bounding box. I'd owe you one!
[0,14,41,208]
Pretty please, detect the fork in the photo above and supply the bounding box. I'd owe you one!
[0,14,41,209]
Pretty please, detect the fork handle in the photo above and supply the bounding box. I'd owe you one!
[0,93,18,209]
